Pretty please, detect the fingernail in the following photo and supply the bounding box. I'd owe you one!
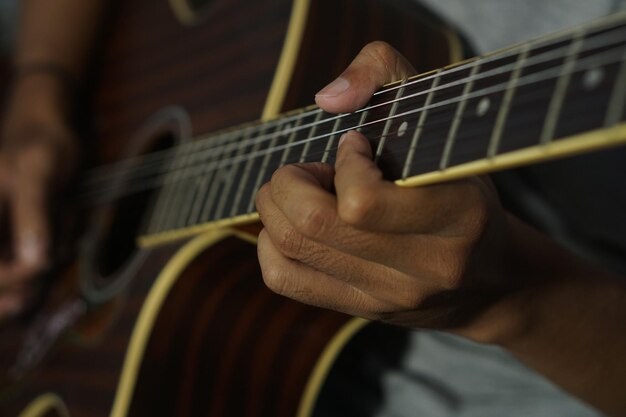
[20,232,43,266]
[316,77,350,97]
[338,133,349,148]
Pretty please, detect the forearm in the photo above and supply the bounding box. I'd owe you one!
[497,216,626,416]
[6,0,109,144]
[15,0,108,86]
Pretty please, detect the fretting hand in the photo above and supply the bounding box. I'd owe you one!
[254,41,537,342]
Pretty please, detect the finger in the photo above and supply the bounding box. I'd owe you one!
[315,41,416,113]
[0,163,34,287]
[334,131,492,236]
[261,160,459,280]
[257,181,445,303]
[259,163,338,241]
[11,147,52,276]
[0,284,31,319]
[257,229,394,319]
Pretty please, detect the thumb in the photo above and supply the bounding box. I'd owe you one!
[315,41,416,113]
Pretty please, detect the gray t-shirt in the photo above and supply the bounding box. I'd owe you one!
[418,0,626,54]
[0,0,18,55]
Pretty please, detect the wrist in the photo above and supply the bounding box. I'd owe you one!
[498,269,626,416]
[454,215,589,346]
[10,62,78,119]
[2,68,80,174]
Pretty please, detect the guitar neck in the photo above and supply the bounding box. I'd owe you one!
[135,11,626,247]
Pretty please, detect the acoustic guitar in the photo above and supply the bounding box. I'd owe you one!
[1,0,625,416]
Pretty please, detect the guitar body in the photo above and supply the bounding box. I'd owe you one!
[0,0,453,416]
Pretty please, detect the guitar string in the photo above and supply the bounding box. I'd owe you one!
[84,45,620,205]
[144,78,617,228]
[85,22,626,188]
[80,42,626,203]
[84,23,626,190]
[83,17,626,185]
[84,68,624,220]
[86,13,626,180]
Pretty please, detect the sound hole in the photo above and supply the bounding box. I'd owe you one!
[96,133,176,278]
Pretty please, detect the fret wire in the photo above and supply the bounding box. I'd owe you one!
[173,149,206,229]
[321,115,346,164]
[167,138,228,230]
[213,130,255,220]
[604,50,626,126]
[229,125,269,217]
[278,112,305,167]
[440,62,481,170]
[147,160,179,233]
[181,134,235,227]
[375,81,406,163]
[487,45,531,157]
[148,141,205,233]
[83,19,623,188]
[540,29,586,144]
[356,108,369,133]
[402,70,441,179]
[299,110,324,162]
[196,132,245,224]
[198,163,229,223]
[185,163,219,227]
[245,121,288,214]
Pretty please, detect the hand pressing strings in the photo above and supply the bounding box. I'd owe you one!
[255,41,526,342]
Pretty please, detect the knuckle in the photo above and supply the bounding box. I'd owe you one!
[275,225,307,259]
[368,306,401,323]
[363,41,395,65]
[271,163,296,184]
[255,183,270,212]
[437,240,472,290]
[461,184,491,241]
[396,288,426,311]
[261,264,292,296]
[339,185,377,226]
[361,41,407,80]
[294,205,329,239]
[269,165,298,200]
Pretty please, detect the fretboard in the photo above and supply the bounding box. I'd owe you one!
[131,11,626,247]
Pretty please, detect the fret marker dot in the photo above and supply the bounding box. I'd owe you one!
[398,121,408,137]
[283,124,292,135]
[476,97,490,117]
[583,68,604,90]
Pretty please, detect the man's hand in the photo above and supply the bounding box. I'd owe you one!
[256,41,626,416]
[255,42,527,342]
[0,73,77,319]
